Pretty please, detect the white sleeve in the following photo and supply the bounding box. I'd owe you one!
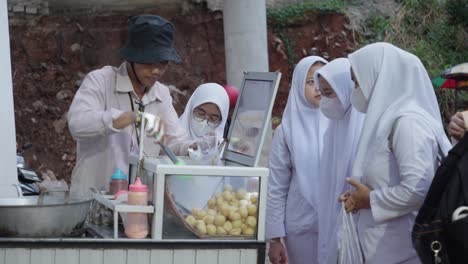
[370,117,438,223]
[68,71,123,140]
[266,126,293,239]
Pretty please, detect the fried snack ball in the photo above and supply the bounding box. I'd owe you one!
[247,204,257,216]
[232,220,242,229]
[196,221,207,234]
[216,226,227,235]
[223,190,234,201]
[223,221,233,232]
[236,188,247,200]
[246,216,257,228]
[207,224,217,235]
[185,215,196,227]
[229,211,241,221]
[203,215,215,225]
[214,214,226,226]
[239,206,248,218]
[207,198,216,209]
[207,209,217,216]
[229,228,242,235]
[250,193,258,204]
[243,227,255,236]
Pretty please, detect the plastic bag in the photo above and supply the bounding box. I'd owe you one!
[188,135,221,165]
[337,202,364,264]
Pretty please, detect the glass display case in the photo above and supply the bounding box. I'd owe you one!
[127,156,268,241]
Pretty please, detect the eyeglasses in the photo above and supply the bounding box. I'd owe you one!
[192,108,222,128]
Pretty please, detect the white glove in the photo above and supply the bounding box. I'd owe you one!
[137,111,164,141]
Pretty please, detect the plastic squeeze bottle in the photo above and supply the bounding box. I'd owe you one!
[109,168,128,195]
[124,177,149,239]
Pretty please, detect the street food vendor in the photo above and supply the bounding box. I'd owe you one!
[67,15,193,196]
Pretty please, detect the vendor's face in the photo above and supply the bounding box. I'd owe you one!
[318,76,337,98]
[193,103,222,128]
[133,61,169,87]
[305,63,324,107]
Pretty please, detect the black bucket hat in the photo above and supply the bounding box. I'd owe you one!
[119,15,182,64]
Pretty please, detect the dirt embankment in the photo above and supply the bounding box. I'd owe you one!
[10,5,355,181]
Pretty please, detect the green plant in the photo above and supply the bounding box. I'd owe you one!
[355,0,468,121]
[278,31,297,65]
[446,0,468,27]
[267,0,346,65]
[365,15,392,42]
[267,0,346,26]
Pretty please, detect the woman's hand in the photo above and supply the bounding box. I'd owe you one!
[268,238,288,264]
[448,112,466,141]
[341,178,372,213]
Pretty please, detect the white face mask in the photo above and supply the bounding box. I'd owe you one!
[320,96,348,120]
[351,85,368,113]
[190,119,212,138]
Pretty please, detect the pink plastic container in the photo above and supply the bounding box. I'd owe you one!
[124,177,149,239]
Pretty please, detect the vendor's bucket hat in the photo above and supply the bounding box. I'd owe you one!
[119,15,182,64]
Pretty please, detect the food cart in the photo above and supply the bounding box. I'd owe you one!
[0,72,281,264]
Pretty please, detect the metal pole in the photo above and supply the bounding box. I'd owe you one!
[0,0,20,197]
[223,0,269,88]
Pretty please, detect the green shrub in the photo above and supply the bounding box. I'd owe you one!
[446,0,468,27]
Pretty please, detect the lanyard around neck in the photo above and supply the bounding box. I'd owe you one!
[128,92,145,146]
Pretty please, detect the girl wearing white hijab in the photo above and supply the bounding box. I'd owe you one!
[340,43,452,264]
[266,56,328,264]
[314,58,365,264]
[179,83,229,143]
[168,83,229,212]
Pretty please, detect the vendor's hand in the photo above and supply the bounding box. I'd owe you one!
[113,111,137,130]
[268,238,288,264]
[344,178,372,213]
[449,112,466,141]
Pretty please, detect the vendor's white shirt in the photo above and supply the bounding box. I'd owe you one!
[68,62,192,196]
[266,126,318,239]
[358,116,438,264]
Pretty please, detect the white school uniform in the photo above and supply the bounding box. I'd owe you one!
[266,56,328,264]
[348,43,452,264]
[314,58,366,264]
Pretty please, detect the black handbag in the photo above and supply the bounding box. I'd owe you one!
[412,135,468,264]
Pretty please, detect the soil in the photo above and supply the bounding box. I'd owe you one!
[9,4,356,182]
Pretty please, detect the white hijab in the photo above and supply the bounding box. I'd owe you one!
[281,56,329,207]
[314,58,366,264]
[179,83,230,142]
[349,42,451,178]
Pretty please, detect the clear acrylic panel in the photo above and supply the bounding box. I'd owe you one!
[227,80,274,156]
[162,174,260,240]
